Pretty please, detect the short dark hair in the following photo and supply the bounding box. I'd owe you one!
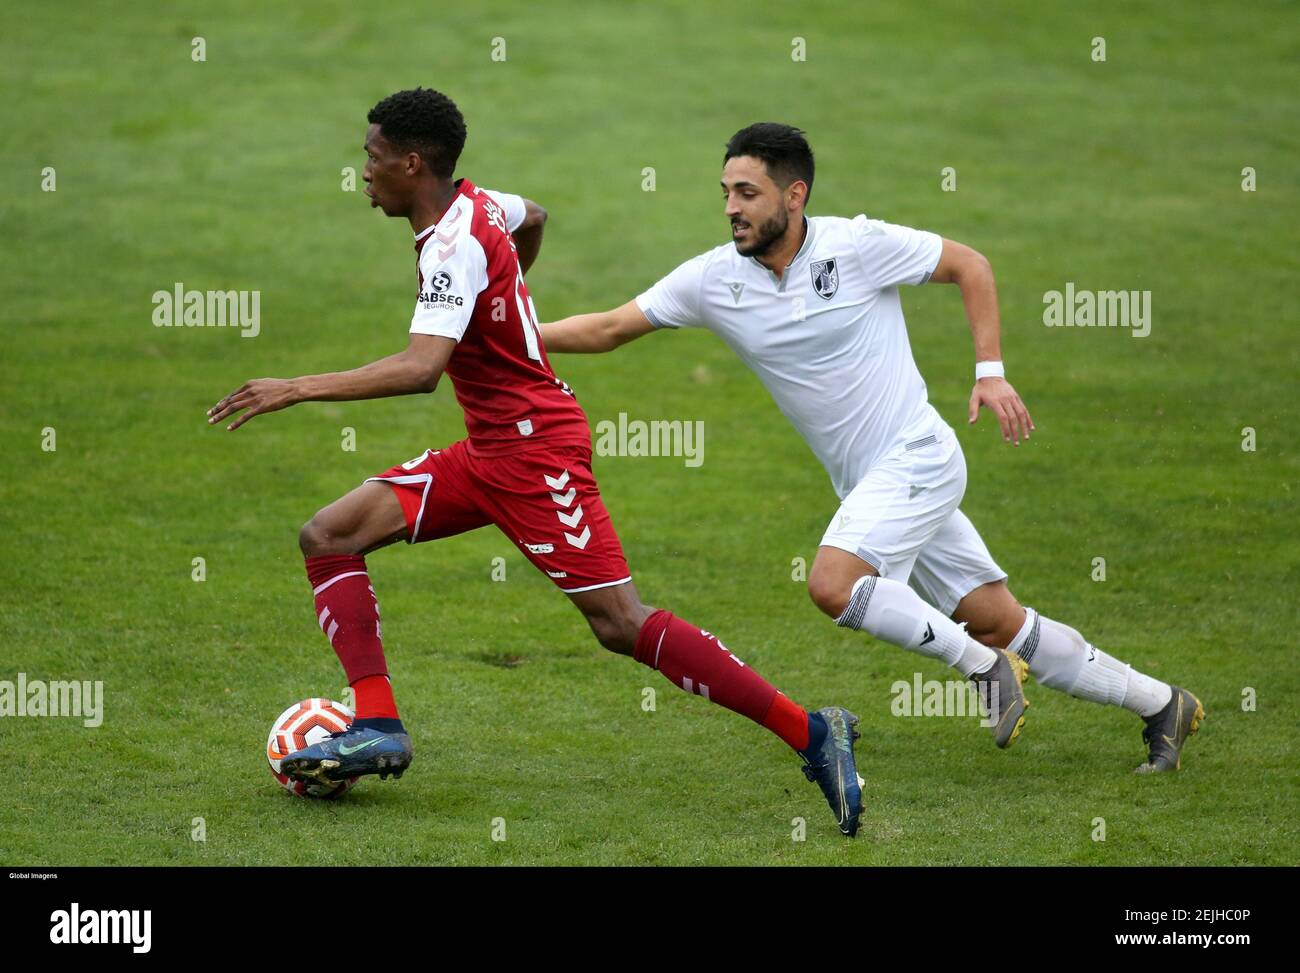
[724,123,815,203]
[368,87,467,178]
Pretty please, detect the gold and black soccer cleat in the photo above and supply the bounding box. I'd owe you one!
[1134,686,1205,773]
[971,647,1030,748]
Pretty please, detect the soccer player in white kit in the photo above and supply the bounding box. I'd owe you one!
[541,123,1205,774]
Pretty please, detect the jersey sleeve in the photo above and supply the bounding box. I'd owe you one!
[410,235,489,342]
[481,188,527,233]
[634,253,709,330]
[850,215,943,289]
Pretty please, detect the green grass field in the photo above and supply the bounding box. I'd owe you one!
[1,1,1296,865]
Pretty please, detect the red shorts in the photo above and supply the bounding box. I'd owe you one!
[367,440,632,593]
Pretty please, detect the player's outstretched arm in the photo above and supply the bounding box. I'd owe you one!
[540,299,656,354]
[513,199,547,275]
[206,334,456,431]
[929,238,1035,445]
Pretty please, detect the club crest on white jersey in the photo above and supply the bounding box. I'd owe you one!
[810,258,838,299]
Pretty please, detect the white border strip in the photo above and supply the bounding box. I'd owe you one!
[312,571,369,596]
[365,472,434,542]
[557,575,633,594]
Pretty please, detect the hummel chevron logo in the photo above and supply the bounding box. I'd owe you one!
[338,737,385,756]
[550,487,576,506]
[436,206,462,231]
[544,470,570,491]
[728,282,744,304]
[436,225,461,261]
[919,623,936,646]
[556,504,584,528]
[564,526,591,549]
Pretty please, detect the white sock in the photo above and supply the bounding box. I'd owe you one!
[836,575,998,677]
[1122,668,1173,718]
[1007,608,1172,717]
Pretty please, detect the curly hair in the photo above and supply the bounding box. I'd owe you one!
[724,123,815,203]
[368,87,467,179]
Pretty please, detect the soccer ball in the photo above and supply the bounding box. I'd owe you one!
[266,697,360,799]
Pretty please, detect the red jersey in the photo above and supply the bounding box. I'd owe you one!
[409,178,590,456]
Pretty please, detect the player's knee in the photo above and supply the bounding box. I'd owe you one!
[965,619,1003,647]
[964,606,1026,648]
[298,514,351,557]
[586,612,638,655]
[807,574,851,620]
[583,601,651,656]
[298,519,323,557]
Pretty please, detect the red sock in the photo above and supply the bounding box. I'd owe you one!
[305,554,398,720]
[351,674,398,720]
[633,609,810,750]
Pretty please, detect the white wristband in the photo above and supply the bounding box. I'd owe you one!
[975,361,1005,381]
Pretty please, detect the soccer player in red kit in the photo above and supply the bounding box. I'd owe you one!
[207,88,864,835]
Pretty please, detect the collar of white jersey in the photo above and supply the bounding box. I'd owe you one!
[744,216,815,277]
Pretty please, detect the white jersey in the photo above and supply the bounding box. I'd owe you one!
[635,215,949,499]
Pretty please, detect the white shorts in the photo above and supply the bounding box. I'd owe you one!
[819,428,1007,615]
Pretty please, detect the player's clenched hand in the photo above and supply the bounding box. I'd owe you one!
[207,378,300,431]
[968,377,1034,446]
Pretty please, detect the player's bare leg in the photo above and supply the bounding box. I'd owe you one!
[565,578,653,656]
[952,580,1205,771]
[808,546,1029,748]
[282,482,414,785]
[299,481,411,558]
[567,580,865,836]
[566,580,815,739]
